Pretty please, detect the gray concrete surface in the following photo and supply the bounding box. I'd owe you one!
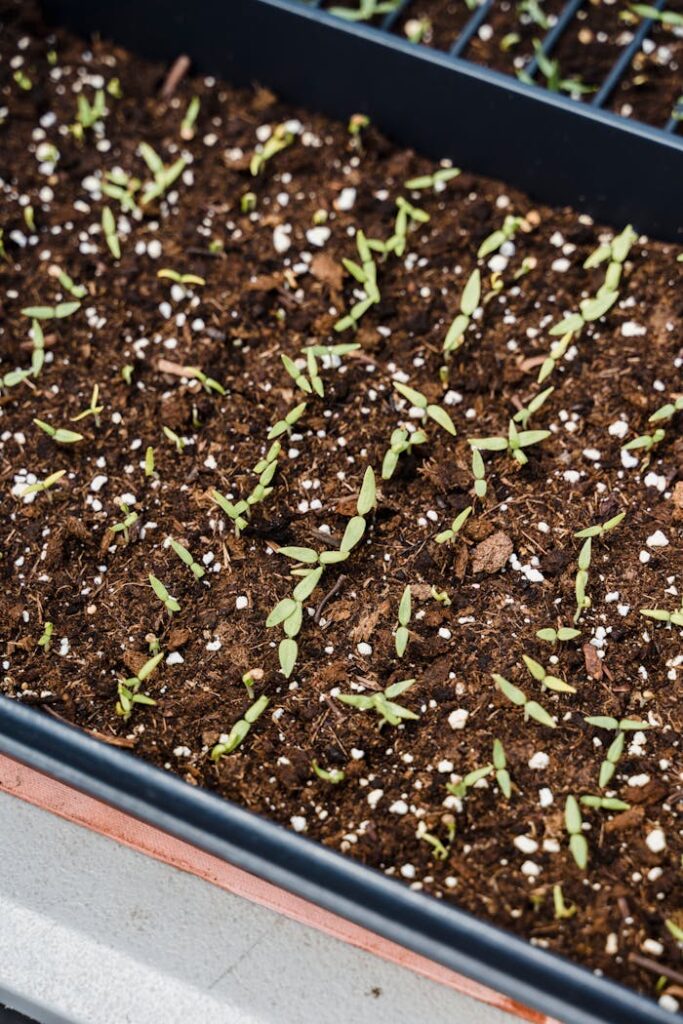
[0,791,517,1024]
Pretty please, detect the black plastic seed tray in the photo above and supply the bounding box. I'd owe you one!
[42,0,683,239]
[0,3,678,1023]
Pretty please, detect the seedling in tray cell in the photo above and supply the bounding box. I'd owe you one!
[37,621,54,652]
[328,0,400,22]
[443,269,480,356]
[138,142,188,206]
[404,167,460,192]
[18,470,65,500]
[522,654,576,694]
[250,122,295,176]
[392,381,457,436]
[149,573,180,614]
[565,796,589,870]
[435,505,472,545]
[519,42,595,97]
[337,678,419,728]
[33,419,83,444]
[492,673,556,728]
[584,715,651,788]
[110,502,138,544]
[168,538,205,580]
[477,215,525,260]
[381,426,427,480]
[311,760,346,784]
[71,384,104,424]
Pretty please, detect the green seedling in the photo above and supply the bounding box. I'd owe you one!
[640,601,683,627]
[493,673,556,728]
[139,142,187,205]
[417,817,456,860]
[121,364,134,385]
[536,625,581,645]
[395,585,412,658]
[30,320,43,377]
[268,401,307,439]
[13,70,32,91]
[157,268,206,287]
[553,884,577,920]
[513,386,554,429]
[33,419,83,444]
[469,419,550,466]
[101,206,121,259]
[404,14,431,41]
[665,920,683,944]
[37,621,54,651]
[393,381,456,435]
[241,191,257,213]
[574,513,625,622]
[72,88,106,137]
[180,96,200,140]
[250,123,295,176]
[405,167,460,191]
[145,446,155,477]
[493,738,512,798]
[347,113,370,149]
[430,587,451,606]
[338,678,419,728]
[435,505,472,545]
[71,384,103,424]
[580,795,630,811]
[478,215,524,260]
[311,760,345,784]
[210,695,270,759]
[19,470,65,499]
[386,196,430,258]
[23,206,35,232]
[329,0,399,21]
[110,502,138,543]
[116,652,162,721]
[169,538,205,579]
[471,448,487,499]
[21,302,80,320]
[443,269,480,356]
[149,574,180,614]
[565,795,589,870]
[50,268,87,299]
[102,168,141,213]
[520,41,595,95]
[518,0,550,28]
[523,654,575,694]
[584,715,651,787]
[281,351,323,397]
[1,368,31,390]
[629,3,683,25]
[381,427,427,480]
[336,229,381,331]
[162,425,185,453]
[446,763,493,800]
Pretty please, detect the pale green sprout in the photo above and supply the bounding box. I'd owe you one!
[170,538,205,579]
[213,441,282,536]
[116,652,162,721]
[149,574,180,614]
[493,739,512,798]
[139,142,188,205]
[537,330,573,384]
[395,585,412,658]
[565,795,588,870]
[523,654,575,694]
[435,505,472,545]
[493,673,556,728]
[630,4,683,25]
[640,602,683,627]
[386,196,430,258]
[51,268,87,299]
[536,625,581,645]
[281,352,323,398]
[584,224,636,295]
[381,427,427,480]
[553,885,577,920]
[574,513,625,621]
[665,920,683,944]
[469,420,550,466]
[513,386,554,429]
[101,206,121,259]
[71,384,103,424]
[187,366,225,395]
[180,96,200,140]
[121,364,134,385]
[446,763,493,800]
[157,268,205,287]
[472,448,487,499]
[72,88,106,137]
[19,470,65,499]
[210,695,270,759]
[24,206,35,232]
[13,70,32,91]
[102,168,141,213]
[518,41,594,95]
[110,502,138,543]
[21,301,80,320]
[1,368,31,390]
[250,123,294,176]
[145,446,155,478]
[417,817,456,860]
[329,0,400,21]
[212,490,248,534]
[580,795,630,811]
[33,419,83,444]
[311,760,345,784]
[241,191,257,213]
[430,586,451,606]
[478,215,524,260]
[28,317,44,374]
[37,621,54,651]
[393,381,457,435]
[268,401,307,439]
[551,287,618,338]
[336,229,381,331]
[338,678,419,728]
[405,167,460,191]
[584,715,651,787]
[575,512,626,540]
[107,77,122,98]
[162,425,185,453]
[443,269,480,356]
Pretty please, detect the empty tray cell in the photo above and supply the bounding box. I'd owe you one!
[532,0,632,98]
[608,5,683,127]
[465,0,568,76]
[391,0,485,52]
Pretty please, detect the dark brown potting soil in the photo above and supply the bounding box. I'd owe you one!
[0,0,682,1009]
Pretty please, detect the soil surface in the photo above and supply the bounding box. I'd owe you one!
[1,0,682,1009]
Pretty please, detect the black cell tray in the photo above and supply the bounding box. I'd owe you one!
[1,4,679,1023]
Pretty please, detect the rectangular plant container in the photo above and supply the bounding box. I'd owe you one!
[0,2,679,1022]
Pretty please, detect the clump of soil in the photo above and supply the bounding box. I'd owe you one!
[0,0,682,1008]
